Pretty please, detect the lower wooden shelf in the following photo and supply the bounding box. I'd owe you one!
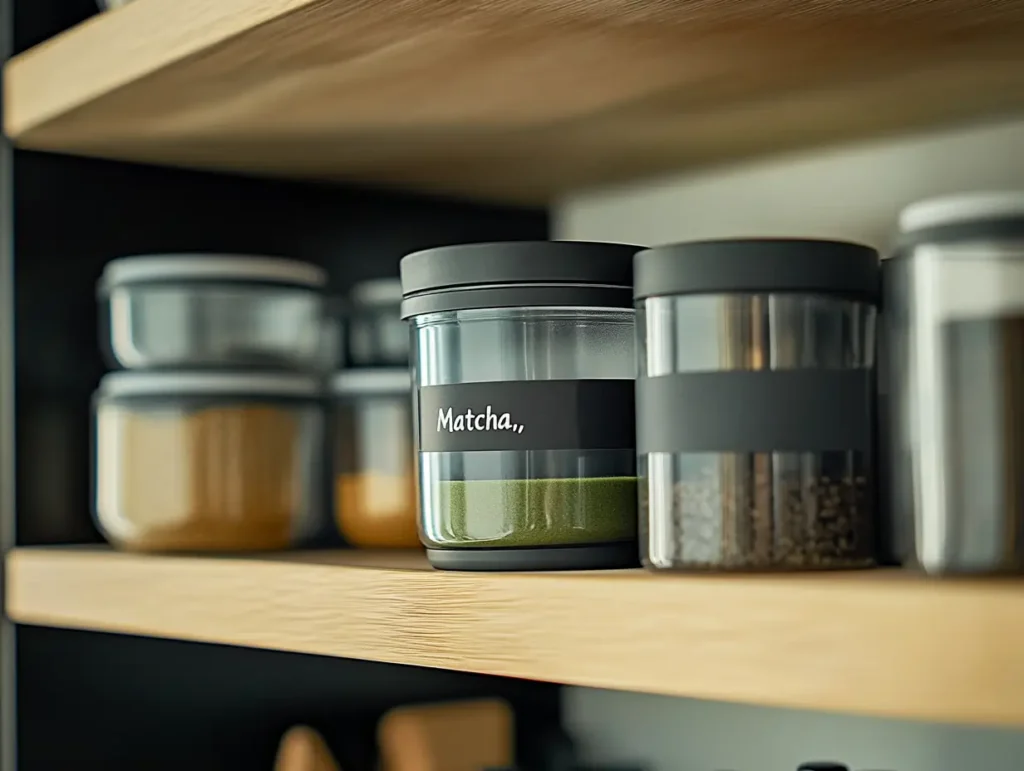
[6,546,1024,727]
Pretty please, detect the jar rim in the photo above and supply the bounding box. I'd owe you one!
[98,254,327,293]
[97,370,322,399]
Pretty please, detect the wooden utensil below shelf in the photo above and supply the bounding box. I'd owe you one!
[378,698,514,771]
[274,726,342,771]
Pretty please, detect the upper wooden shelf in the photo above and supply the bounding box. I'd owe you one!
[8,546,1024,727]
[5,0,1024,202]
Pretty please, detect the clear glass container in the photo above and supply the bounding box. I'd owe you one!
[402,241,640,570]
[634,239,880,572]
[639,294,876,570]
[99,255,327,370]
[412,308,637,559]
[331,369,419,548]
[886,192,1024,574]
[348,279,408,366]
[93,372,324,551]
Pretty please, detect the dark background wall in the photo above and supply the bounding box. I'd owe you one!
[17,627,562,770]
[6,4,553,770]
[14,150,547,545]
[10,149,551,766]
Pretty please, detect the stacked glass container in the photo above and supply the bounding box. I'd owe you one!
[331,278,419,549]
[92,255,329,551]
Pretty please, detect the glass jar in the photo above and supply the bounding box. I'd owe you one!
[93,372,324,551]
[401,242,639,571]
[347,278,408,366]
[886,192,1024,574]
[634,239,880,571]
[98,255,327,370]
[319,295,347,373]
[331,368,419,548]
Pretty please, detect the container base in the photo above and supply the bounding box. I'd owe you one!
[426,542,638,572]
[640,558,876,573]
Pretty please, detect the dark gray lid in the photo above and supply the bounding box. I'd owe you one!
[400,241,640,319]
[634,238,880,302]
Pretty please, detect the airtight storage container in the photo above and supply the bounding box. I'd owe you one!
[401,242,639,571]
[99,254,327,370]
[347,278,408,366]
[886,192,1024,574]
[331,368,419,548]
[94,371,324,551]
[634,239,880,571]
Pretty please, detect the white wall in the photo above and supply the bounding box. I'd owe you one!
[556,118,1024,250]
[555,116,1024,771]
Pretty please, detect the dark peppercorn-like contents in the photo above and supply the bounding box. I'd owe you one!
[641,456,874,570]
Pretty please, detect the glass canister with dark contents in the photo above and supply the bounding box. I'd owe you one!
[634,239,880,571]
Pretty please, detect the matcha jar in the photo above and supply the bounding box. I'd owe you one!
[401,242,640,571]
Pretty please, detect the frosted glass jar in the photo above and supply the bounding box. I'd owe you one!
[98,254,327,370]
[94,371,324,551]
[401,242,639,571]
[634,239,880,571]
[886,192,1024,574]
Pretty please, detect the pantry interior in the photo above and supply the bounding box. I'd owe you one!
[3,1,1024,770]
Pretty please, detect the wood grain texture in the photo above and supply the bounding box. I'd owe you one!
[8,546,1024,726]
[5,0,1024,201]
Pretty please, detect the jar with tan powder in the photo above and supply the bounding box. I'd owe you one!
[93,371,324,551]
[331,368,419,548]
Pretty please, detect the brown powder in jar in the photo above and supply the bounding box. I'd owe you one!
[334,472,419,548]
[98,404,302,551]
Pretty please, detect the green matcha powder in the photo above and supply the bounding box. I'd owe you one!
[438,476,637,547]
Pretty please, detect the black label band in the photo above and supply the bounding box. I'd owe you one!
[637,370,873,453]
[417,379,635,453]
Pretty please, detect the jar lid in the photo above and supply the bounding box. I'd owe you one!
[99,254,327,293]
[98,371,322,399]
[897,191,1024,247]
[900,191,1024,233]
[400,241,640,319]
[330,368,410,396]
[350,278,402,307]
[634,239,879,302]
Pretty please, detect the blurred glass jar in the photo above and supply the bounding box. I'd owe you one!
[885,192,1024,574]
[331,368,419,548]
[94,371,324,551]
[347,278,409,366]
[98,254,327,371]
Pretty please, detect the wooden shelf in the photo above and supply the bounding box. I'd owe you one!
[5,0,1024,202]
[8,546,1024,727]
